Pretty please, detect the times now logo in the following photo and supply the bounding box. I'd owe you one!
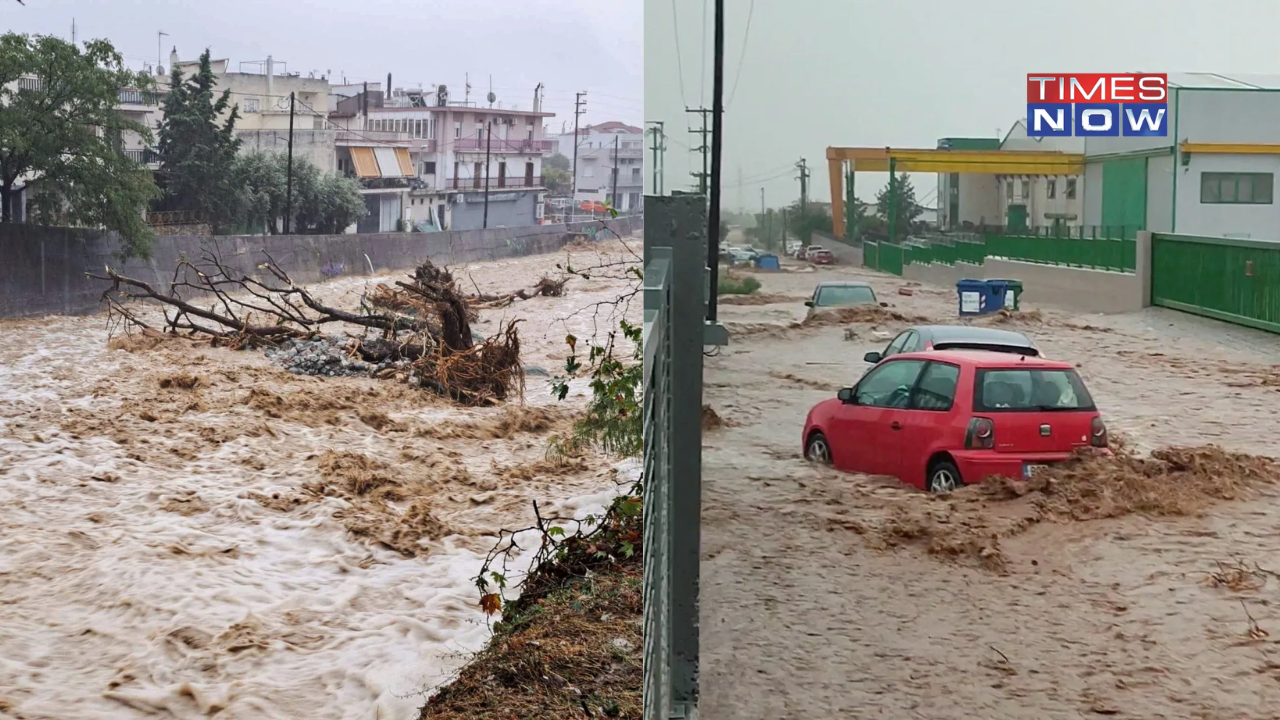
[1026,73,1168,137]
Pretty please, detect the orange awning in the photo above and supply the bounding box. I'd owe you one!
[350,147,379,178]
[395,147,414,176]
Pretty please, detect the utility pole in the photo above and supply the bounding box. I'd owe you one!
[483,120,493,228]
[646,121,666,196]
[611,134,619,209]
[706,0,726,319]
[796,158,810,213]
[571,92,587,214]
[760,186,767,249]
[686,107,711,195]
[285,91,295,234]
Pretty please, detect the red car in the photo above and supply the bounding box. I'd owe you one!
[802,350,1107,492]
[808,249,835,265]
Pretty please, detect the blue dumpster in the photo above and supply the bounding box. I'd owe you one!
[956,279,1010,317]
[755,253,780,270]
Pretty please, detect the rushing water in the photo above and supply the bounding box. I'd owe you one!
[0,241,640,719]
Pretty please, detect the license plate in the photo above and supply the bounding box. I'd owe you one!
[1023,463,1050,479]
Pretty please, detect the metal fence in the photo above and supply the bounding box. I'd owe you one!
[1151,232,1280,334]
[643,194,719,720]
[864,227,1137,275]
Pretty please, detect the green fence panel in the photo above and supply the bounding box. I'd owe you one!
[954,239,987,265]
[1151,233,1280,334]
[879,243,904,276]
[980,232,1135,272]
[864,241,879,269]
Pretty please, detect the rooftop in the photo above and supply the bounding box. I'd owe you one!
[1162,72,1280,90]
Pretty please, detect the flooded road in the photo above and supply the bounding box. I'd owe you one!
[701,261,1280,719]
[0,240,639,719]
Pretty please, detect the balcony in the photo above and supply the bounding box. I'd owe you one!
[336,130,410,145]
[451,175,543,190]
[453,137,553,153]
[118,89,160,106]
[124,148,160,165]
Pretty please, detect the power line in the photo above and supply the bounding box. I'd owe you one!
[670,0,690,106]
[725,0,756,109]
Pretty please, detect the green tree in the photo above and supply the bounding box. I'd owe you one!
[875,172,923,242]
[0,33,160,258]
[785,200,833,244]
[227,152,366,235]
[154,48,242,230]
[543,166,571,195]
[544,152,571,171]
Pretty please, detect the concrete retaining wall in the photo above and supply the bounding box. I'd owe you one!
[0,216,642,319]
[900,235,1149,315]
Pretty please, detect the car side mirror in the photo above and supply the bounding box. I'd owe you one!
[804,300,814,307]
[837,387,854,403]
[863,351,882,364]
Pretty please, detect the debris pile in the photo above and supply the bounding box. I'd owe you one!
[94,251,541,405]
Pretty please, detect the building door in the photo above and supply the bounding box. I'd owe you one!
[1007,204,1028,232]
[473,162,482,189]
[498,162,507,188]
[525,162,535,186]
[453,161,460,189]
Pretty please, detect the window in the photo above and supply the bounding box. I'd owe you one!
[527,121,535,140]
[1201,172,1275,204]
[632,167,642,181]
[814,285,877,307]
[584,164,595,178]
[473,162,483,188]
[1020,179,1030,198]
[454,121,462,139]
[973,368,1096,412]
[421,161,436,175]
[243,98,260,113]
[883,331,911,358]
[1046,178,1056,199]
[855,359,927,408]
[1066,177,1077,199]
[910,362,961,411]
[414,119,423,138]
[900,331,923,353]
[1005,180,1013,201]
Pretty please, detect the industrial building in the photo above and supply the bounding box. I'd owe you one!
[928,72,1280,240]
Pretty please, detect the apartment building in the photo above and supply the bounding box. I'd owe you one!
[329,83,554,232]
[556,121,644,212]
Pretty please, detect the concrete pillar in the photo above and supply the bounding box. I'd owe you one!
[1136,230,1153,308]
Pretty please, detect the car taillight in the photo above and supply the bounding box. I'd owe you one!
[1091,417,1108,448]
[965,417,995,449]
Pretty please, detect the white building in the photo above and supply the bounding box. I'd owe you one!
[329,83,554,232]
[995,124,1085,233]
[556,121,644,213]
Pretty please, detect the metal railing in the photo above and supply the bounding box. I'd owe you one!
[642,194,723,720]
[642,251,674,720]
[118,89,159,106]
[453,137,553,152]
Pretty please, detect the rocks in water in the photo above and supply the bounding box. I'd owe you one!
[524,365,550,377]
[264,336,406,378]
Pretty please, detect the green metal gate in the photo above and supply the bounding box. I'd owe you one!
[1151,232,1280,333]
[1101,157,1148,231]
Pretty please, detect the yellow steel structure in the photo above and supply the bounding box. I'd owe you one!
[826,146,1084,238]
[1179,142,1280,155]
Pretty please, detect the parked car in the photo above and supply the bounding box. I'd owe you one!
[806,281,878,309]
[863,325,1041,365]
[808,249,835,265]
[802,350,1108,492]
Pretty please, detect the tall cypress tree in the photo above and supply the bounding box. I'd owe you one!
[154,49,241,225]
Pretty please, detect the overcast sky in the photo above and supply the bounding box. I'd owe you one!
[2,0,642,136]
[645,0,1280,212]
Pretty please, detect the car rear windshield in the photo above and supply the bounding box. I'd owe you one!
[973,368,1095,412]
[816,285,875,306]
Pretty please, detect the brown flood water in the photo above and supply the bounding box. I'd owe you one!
[702,260,1280,719]
[0,240,639,719]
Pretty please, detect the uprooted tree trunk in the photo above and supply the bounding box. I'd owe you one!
[90,251,523,405]
[468,275,568,309]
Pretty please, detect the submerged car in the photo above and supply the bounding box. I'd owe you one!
[863,325,1040,365]
[805,281,878,309]
[802,350,1108,492]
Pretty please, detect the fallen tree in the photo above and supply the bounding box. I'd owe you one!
[91,250,523,404]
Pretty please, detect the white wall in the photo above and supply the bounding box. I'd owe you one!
[1082,161,1104,226]
[1174,153,1280,238]
[1082,92,1177,157]
[1177,89,1280,143]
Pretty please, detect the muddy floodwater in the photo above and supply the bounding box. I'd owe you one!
[0,240,640,719]
[702,260,1280,719]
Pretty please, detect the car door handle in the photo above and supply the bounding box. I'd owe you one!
[890,422,902,430]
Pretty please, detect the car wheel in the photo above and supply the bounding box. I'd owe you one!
[805,432,832,465]
[926,459,963,493]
